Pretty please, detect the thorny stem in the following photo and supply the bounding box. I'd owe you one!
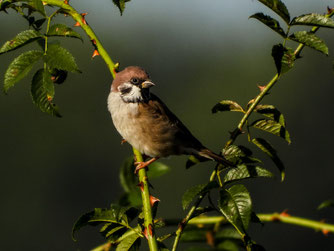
[40,1,157,250]
[133,148,159,251]
[172,8,334,251]
[42,0,117,78]
[186,213,334,234]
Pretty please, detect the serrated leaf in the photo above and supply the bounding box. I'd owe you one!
[4,50,43,92]
[317,200,334,210]
[147,161,170,179]
[223,164,273,184]
[212,100,244,113]
[271,44,295,74]
[290,13,334,28]
[250,13,286,37]
[116,230,140,251]
[289,31,328,55]
[31,69,61,117]
[0,30,42,54]
[223,145,262,165]
[252,138,285,181]
[251,119,291,144]
[218,184,252,234]
[44,44,80,72]
[47,24,83,41]
[254,104,285,126]
[106,225,125,238]
[112,0,131,15]
[72,206,130,241]
[182,182,218,210]
[28,0,45,16]
[257,0,290,24]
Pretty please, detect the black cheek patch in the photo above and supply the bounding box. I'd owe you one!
[119,85,132,95]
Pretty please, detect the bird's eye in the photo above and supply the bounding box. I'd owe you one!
[131,78,139,84]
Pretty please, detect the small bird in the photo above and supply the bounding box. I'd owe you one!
[107,66,231,172]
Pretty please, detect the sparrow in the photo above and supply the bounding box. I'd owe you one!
[107,66,232,172]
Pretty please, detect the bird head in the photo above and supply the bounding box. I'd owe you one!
[111,66,155,103]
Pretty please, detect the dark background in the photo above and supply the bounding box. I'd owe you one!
[1,0,334,250]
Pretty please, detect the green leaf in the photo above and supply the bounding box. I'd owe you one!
[289,31,328,55]
[290,13,334,28]
[250,13,286,37]
[182,182,218,210]
[180,229,207,242]
[44,44,80,72]
[212,100,244,113]
[218,184,252,234]
[223,164,274,184]
[116,230,140,251]
[217,240,239,251]
[0,30,42,54]
[31,69,61,117]
[47,24,83,41]
[72,206,130,241]
[105,225,125,238]
[251,119,291,144]
[271,44,295,74]
[223,145,262,165]
[112,0,131,15]
[254,104,286,126]
[317,200,334,210]
[252,138,285,181]
[257,0,290,24]
[147,161,170,179]
[4,50,43,92]
[28,0,46,16]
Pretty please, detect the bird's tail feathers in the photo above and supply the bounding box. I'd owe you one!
[198,148,233,167]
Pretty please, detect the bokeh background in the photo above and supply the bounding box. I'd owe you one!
[1,0,334,250]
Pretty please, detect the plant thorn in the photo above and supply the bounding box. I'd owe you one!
[64,0,69,4]
[143,224,153,239]
[149,195,160,206]
[205,231,215,247]
[257,84,266,92]
[137,181,144,192]
[92,49,100,58]
[327,6,334,14]
[121,139,126,144]
[280,210,290,217]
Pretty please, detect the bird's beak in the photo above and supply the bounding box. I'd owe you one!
[141,80,155,89]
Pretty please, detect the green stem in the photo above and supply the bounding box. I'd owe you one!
[172,8,334,250]
[185,213,334,234]
[133,148,159,251]
[43,0,117,78]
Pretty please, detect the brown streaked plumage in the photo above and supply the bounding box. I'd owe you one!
[107,66,231,171]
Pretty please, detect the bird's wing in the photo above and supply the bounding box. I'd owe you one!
[143,93,204,151]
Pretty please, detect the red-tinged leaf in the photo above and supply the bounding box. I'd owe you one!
[252,138,285,181]
[257,0,290,24]
[250,13,286,37]
[212,100,244,113]
[4,50,43,93]
[31,69,61,117]
[0,30,42,54]
[290,13,334,28]
[251,119,291,144]
[289,31,328,55]
[47,24,83,41]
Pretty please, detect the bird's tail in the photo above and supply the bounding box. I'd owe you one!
[198,148,233,167]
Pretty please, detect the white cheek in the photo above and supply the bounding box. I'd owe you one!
[119,83,143,102]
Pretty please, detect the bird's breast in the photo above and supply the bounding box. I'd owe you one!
[108,92,172,157]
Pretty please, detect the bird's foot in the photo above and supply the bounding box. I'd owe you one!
[134,157,159,174]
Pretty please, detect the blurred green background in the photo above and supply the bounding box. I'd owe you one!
[1,0,334,250]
